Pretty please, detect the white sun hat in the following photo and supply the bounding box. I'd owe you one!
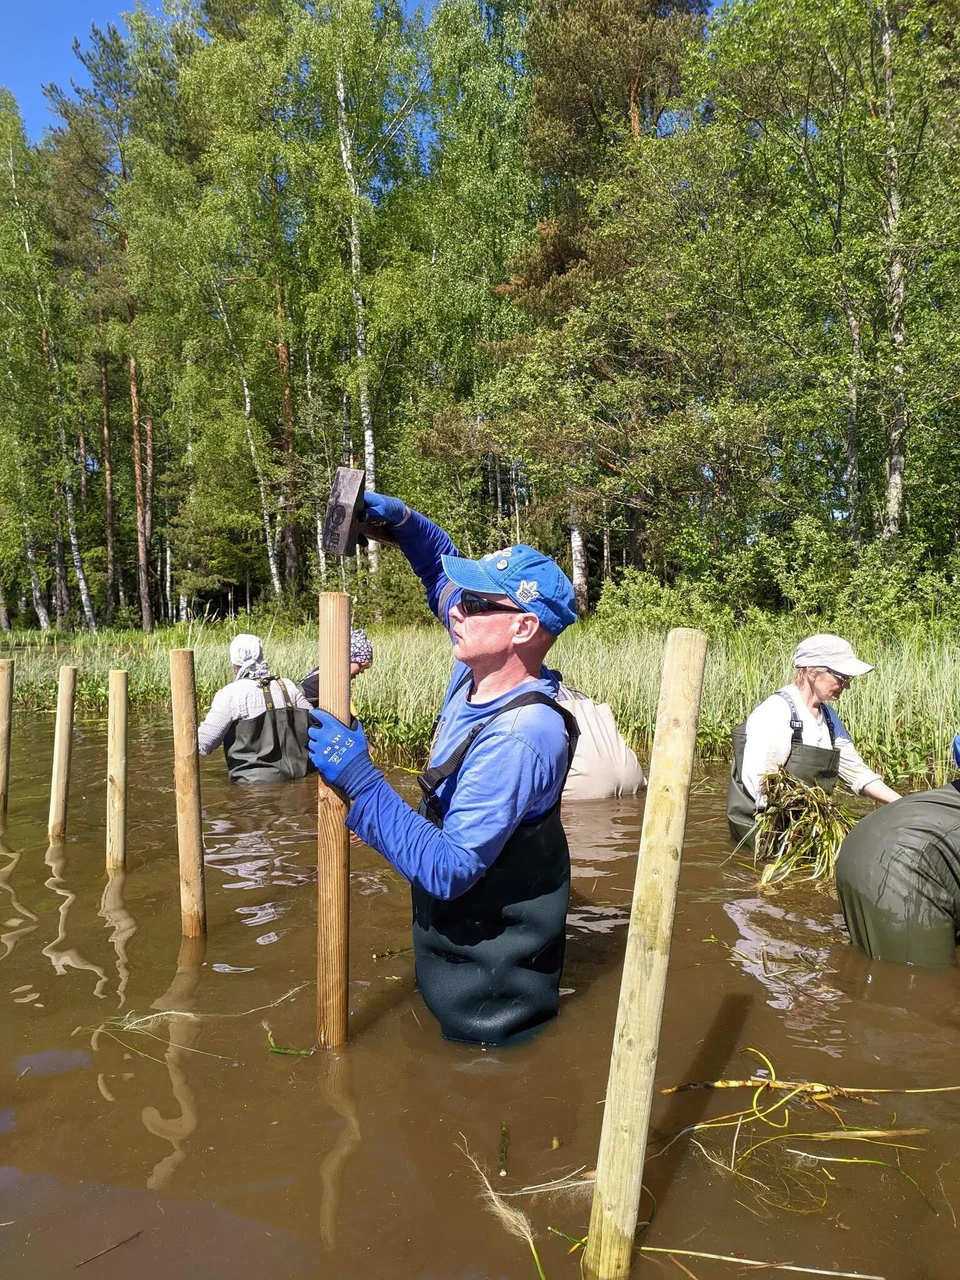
[793,634,874,677]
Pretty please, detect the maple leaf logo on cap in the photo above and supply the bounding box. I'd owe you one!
[515,579,540,604]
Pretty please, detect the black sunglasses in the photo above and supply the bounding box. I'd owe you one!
[458,590,524,617]
[824,667,851,686]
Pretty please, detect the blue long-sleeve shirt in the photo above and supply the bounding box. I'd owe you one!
[346,511,571,900]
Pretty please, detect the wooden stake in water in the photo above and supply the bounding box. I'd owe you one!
[106,668,128,874]
[48,665,78,841]
[0,658,13,819]
[583,627,708,1280]
[316,592,352,1049]
[169,649,206,938]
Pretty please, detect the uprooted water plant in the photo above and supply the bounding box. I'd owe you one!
[752,770,857,886]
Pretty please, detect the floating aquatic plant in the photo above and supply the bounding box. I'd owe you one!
[752,769,857,885]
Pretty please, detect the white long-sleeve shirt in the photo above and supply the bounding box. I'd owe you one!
[741,684,881,806]
[197,677,312,756]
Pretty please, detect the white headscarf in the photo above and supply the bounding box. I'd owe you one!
[229,633,270,681]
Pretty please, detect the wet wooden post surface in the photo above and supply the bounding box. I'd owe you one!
[584,627,708,1280]
[48,665,77,841]
[106,668,128,874]
[169,649,206,938]
[0,659,12,818]
[316,592,352,1048]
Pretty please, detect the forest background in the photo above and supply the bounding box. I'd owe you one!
[2,0,960,775]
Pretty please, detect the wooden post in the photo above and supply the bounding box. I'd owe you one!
[106,669,128,874]
[316,592,352,1048]
[583,627,708,1280]
[48,665,77,841]
[169,649,206,938]
[0,658,12,819]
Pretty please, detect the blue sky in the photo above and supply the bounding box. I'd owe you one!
[1,0,144,139]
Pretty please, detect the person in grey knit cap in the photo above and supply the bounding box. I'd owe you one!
[300,628,374,712]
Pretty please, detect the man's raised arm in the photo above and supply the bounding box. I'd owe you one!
[360,492,462,624]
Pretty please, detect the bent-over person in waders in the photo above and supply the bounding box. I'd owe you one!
[197,634,312,784]
[836,783,960,967]
[727,634,900,846]
[306,491,579,1046]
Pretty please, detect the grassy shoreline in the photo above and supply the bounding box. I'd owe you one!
[2,623,959,782]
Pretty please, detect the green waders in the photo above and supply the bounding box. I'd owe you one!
[727,690,841,846]
[223,678,311,785]
[836,783,960,967]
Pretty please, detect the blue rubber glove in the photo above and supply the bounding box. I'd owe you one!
[362,490,407,528]
[308,710,382,799]
[953,734,960,770]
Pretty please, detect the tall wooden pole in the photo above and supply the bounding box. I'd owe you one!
[0,658,12,819]
[584,628,708,1280]
[48,665,77,841]
[106,668,128,874]
[169,649,206,938]
[316,592,352,1048]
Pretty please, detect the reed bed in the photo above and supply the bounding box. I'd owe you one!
[2,622,959,782]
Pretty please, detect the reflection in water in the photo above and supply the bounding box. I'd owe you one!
[141,935,206,1189]
[722,895,851,1055]
[0,823,39,961]
[42,842,109,998]
[98,870,137,1008]
[203,788,315,949]
[316,1051,361,1252]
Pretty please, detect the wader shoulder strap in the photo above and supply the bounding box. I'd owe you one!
[821,702,838,746]
[257,677,294,713]
[774,689,836,747]
[418,690,579,805]
[775,690,805,746]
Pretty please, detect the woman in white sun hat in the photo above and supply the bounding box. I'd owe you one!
[727,634,901,845]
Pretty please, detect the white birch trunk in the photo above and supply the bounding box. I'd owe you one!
[602,500,612,580]
[880,2,908,540]
[216,289,283,597]
[22,517,51,632]
[304,346,329,587]
[570,522,589,616]
[7,146,97,631]
[335,38,378,572]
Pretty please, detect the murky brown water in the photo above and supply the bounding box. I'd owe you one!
[1,712,958,1279]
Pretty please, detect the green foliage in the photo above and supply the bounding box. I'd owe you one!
[1,0,960,641]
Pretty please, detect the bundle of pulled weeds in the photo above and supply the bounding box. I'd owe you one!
[753,768,856,886]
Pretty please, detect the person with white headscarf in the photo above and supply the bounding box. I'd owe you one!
[197,634,313,784]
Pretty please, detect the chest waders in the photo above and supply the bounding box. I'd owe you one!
[413,684,579,1046]
[836,782,960,968]
[223,678,311,785]
[727,690,840,846]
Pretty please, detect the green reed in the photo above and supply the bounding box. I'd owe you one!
[3,621,959,783]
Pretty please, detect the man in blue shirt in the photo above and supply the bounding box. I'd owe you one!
[307,491,579,1045]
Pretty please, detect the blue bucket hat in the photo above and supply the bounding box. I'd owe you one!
[441,545,578,635]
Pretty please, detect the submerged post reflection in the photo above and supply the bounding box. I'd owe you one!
[98,868,137,1008]
[317,1049,361,1252]
[42,841,109,997]
[141,934,206,1189]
